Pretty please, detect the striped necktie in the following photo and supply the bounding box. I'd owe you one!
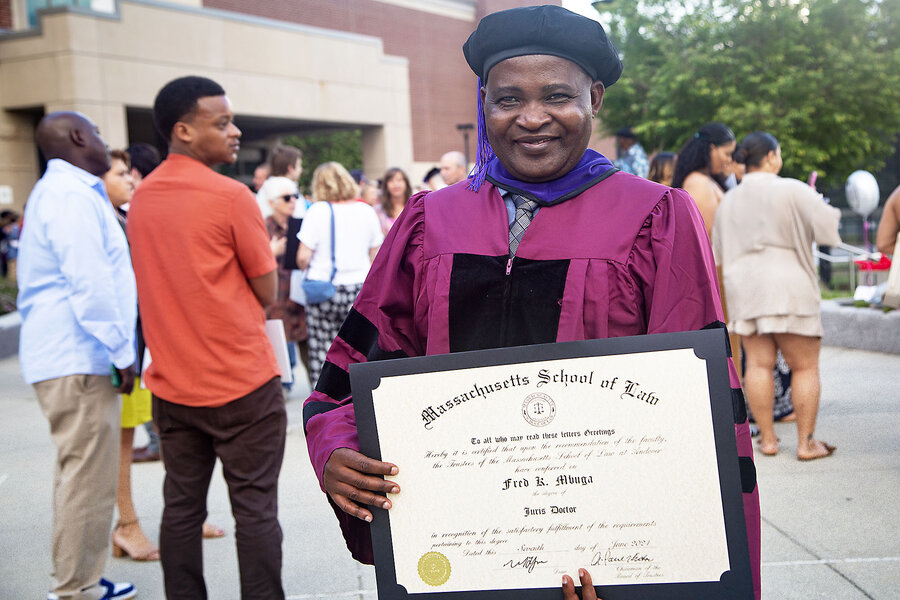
[509,195,539,257]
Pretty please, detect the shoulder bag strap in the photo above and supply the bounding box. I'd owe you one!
[329,201,337,283]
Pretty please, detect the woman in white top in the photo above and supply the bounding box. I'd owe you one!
[713,132,841,461]
[297,162,384,386]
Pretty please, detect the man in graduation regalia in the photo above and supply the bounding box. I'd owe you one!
[303,6,761,598]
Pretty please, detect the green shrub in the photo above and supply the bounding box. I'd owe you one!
[0,279,17,315]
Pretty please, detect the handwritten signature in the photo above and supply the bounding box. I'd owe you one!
[502,555,548,573]
[591,549,653,566]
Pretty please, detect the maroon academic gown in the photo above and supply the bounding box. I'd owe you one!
[304,171,762,598]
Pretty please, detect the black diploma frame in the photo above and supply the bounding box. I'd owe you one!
[350,329,753,600]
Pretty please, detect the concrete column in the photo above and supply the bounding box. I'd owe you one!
[361,125,387,182]
[361,122,414,183]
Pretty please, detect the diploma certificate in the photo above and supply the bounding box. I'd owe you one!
[351,330,753,600]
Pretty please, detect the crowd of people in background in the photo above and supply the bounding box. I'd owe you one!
[0,209,20,282]
[9,112,888,450]
[614,121,846,459]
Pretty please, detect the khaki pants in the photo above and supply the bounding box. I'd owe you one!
[34,374,120,600]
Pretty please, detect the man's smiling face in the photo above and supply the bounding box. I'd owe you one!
[481,54,604,183]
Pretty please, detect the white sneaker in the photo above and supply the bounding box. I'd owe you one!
[47,577,136,600]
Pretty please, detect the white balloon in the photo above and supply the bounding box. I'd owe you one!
[846,170,880,217]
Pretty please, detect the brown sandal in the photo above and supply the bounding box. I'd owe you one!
[112,520,159,561]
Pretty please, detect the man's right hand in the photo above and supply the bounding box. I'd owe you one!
[323,448,400,523]
[115,363,136,394]
[562,569,600,600]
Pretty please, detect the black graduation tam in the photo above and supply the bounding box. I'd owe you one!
[615,126,637,139]
[463,4,622,87]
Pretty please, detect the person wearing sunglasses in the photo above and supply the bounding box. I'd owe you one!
[262,176,309,392]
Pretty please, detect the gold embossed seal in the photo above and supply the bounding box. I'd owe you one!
[418,551,451,586]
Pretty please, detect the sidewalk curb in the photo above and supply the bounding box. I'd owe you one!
[821,300,900,354]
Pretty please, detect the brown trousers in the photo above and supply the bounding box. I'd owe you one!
[33,374,120,600]
[152,377,287,600]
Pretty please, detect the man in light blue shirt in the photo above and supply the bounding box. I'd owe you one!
[17,112,138,600]
[614,126,649,179]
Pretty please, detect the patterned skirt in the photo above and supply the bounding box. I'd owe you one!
[305,283,364,388]
[743,349,794,422]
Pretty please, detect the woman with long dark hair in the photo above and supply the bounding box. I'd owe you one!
[672,122,736,238]
[375,167,412,235]
[713,132,841,460]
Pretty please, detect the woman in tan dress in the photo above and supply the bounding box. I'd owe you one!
[713,132,842,460]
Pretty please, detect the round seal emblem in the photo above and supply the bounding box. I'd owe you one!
[522,392,556,426]
[418,551,451,586]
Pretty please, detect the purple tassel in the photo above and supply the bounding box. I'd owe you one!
[467,77,494,192]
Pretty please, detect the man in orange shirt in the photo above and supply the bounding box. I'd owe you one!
[127,76,285,600]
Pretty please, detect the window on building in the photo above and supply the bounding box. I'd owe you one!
[26,0,114,27]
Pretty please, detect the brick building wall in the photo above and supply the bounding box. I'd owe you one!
[476,0,550,19]
[0,0,12,30]
[202,0,557,163]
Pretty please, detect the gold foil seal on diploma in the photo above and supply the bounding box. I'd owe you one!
[418,551,451,586]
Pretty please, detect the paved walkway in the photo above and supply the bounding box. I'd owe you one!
[0,346,897,599]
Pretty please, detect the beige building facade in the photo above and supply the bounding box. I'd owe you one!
[0,0,418,210]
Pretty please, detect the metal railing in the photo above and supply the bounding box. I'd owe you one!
[815,242,887,292]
